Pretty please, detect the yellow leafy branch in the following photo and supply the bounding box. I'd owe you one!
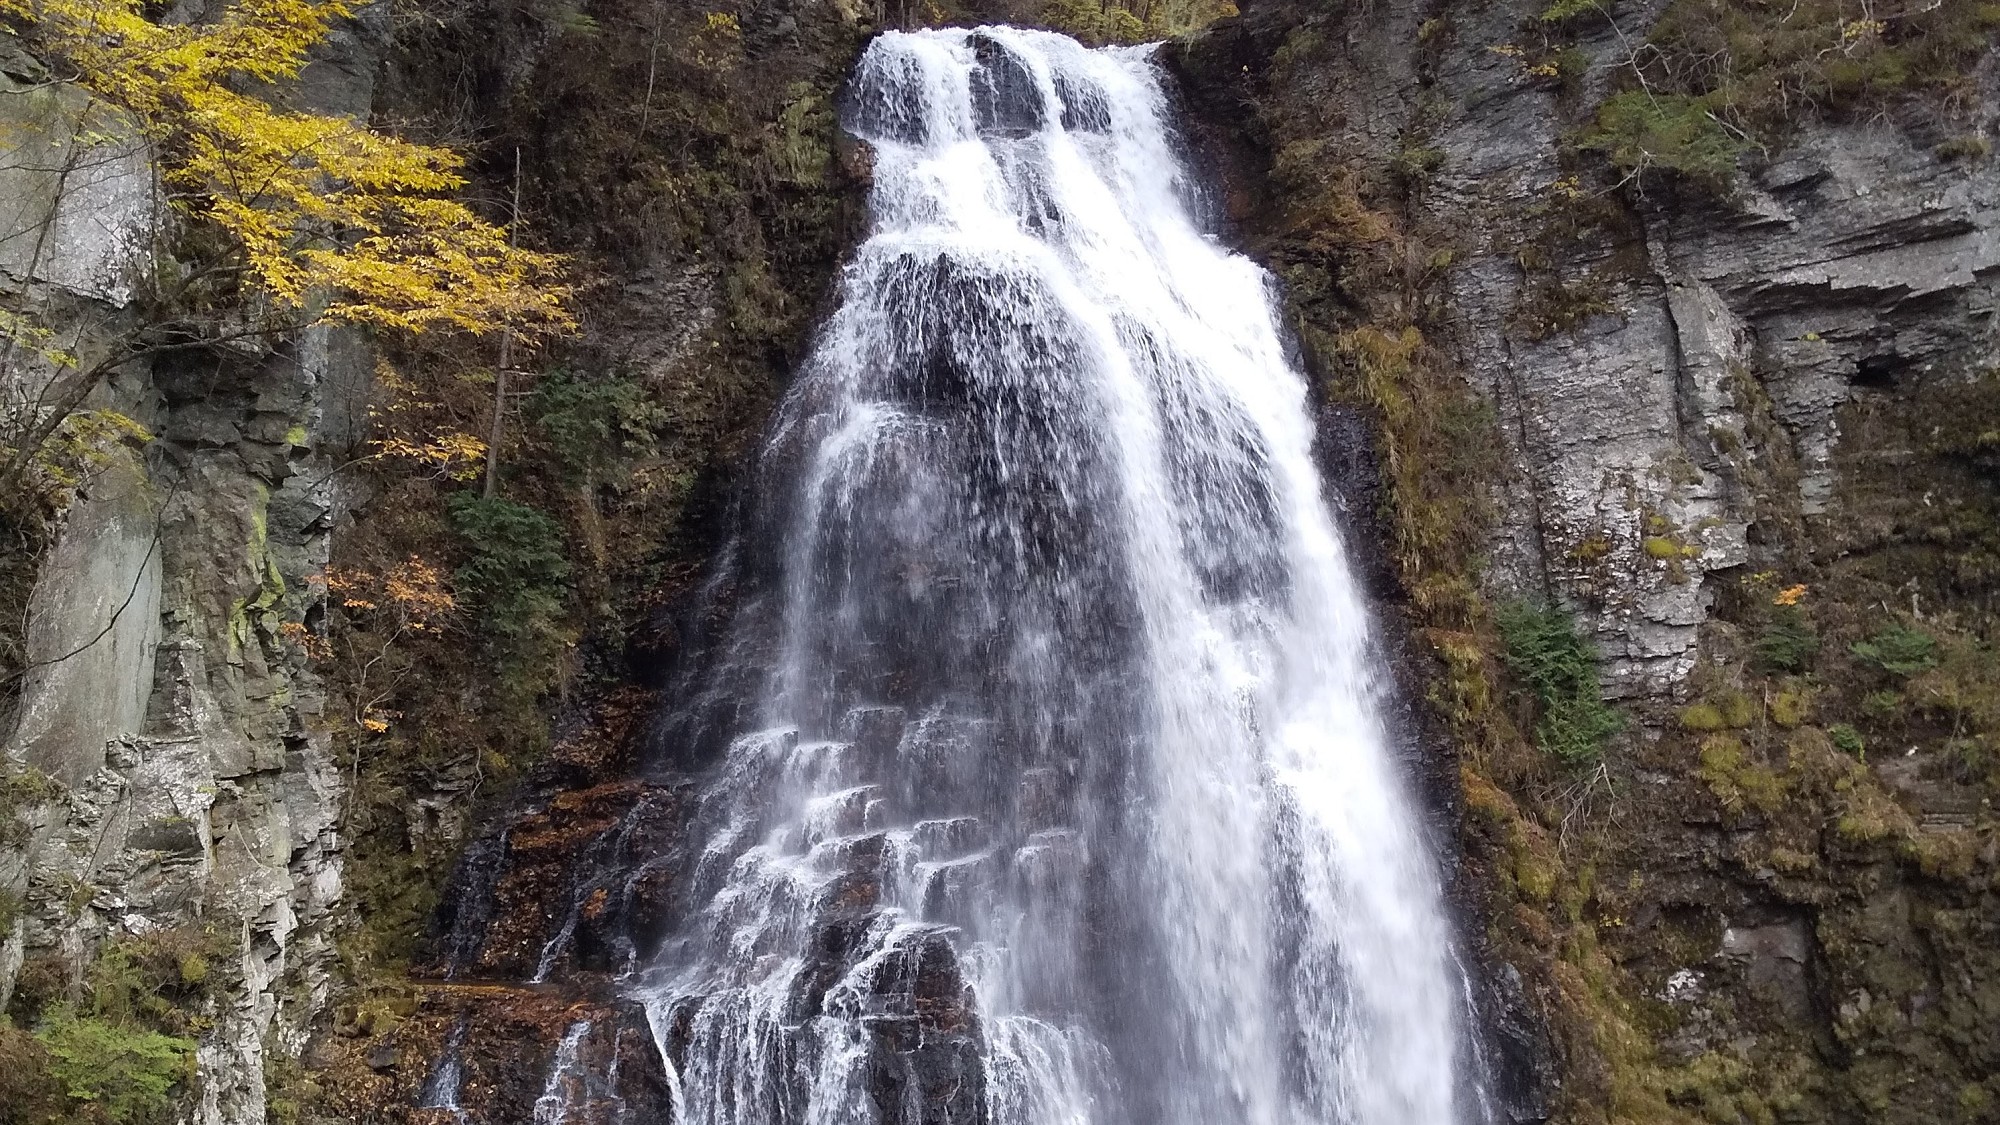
[0,0,574,338]
[0,0,576,497]
[370,431,488,483]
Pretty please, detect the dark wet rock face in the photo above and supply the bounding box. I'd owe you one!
[970,32,1046,135]
[416,781,696,984]
[347,990,674,1125]
[428,831,511,980]
[1481,963,1558,1125]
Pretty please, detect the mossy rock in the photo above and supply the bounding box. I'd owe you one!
[1769,691,1811,727]
[1699,735,1788,813]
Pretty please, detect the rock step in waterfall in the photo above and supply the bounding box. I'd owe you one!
[409,25,1484,1125]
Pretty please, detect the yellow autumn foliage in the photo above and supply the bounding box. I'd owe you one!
[371,432,489,483]
[0,0,573,338]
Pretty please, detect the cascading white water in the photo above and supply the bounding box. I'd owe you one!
[416,1015,473,1124]
[533,1022,595,1125]
[637,25,1475,1125]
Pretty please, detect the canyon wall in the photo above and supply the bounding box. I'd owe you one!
[2,0,1995,1122]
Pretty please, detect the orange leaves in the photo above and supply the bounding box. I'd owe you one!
[379,558,456,626]
[276,619,329,662]
[306,558,455,736]
[1748,571,1810,607]
[318,557,457,631]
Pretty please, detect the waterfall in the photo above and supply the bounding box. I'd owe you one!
[532,1021,595,1125]
[636,26,1475,1125]
[417,1014,473,1123]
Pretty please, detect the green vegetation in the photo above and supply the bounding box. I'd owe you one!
[58,929,229,1038]
[1336,326,1499,623]
[1581,91,1745,187]
[1680,701,1727,732]
[1850,623,1940,678]
[1718,690,1760,727]
[35,1007,196,1124]
[1041,0,1237,43]
[1391,144,1447,191]
[0,763,60,847]
[1698,735,1788,811]
[1829,723,1866,758]
[1754,604,1820,673]
[0,928,223,1125]
[1539,0,1606,23]
[1578,0,2000,187]
[1832,769,1911,842]
[1497,600,1624,766]
[1907,631,2000,749]
[526,372,665,488]
[1641,535,1688,560]
[1860,689,1904,721]
[1644,0,2000,120]
[445,494,572,645]
[1936,134,1992,160]
[1769,690,1810,727]
[1680,691,1758,732]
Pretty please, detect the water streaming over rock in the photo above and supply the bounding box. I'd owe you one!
[417,1014,474,1123]
[533,1022,596,1125]
[627,25,1480,1125]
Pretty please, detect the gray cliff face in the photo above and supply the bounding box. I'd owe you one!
[1187,0,1998,701]
[1428,8,2000,702]
[0,21,382,1124]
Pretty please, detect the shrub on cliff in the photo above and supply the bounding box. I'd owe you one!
[32,1006,195,1125]
[1496,599,1624,767]
[1581,91,1745,188]
[446,494,571,644]
[1578,0,2000,193]
[526,372,664,488]
[1850,623,1940,679]
[1754,604,1820,673]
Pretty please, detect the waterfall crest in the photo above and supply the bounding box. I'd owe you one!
[637,26,1474,1125]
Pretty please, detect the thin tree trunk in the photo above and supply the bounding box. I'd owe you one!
[481,148,523,501]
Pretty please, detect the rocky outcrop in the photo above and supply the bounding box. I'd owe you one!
[1429,27,2000,702]
[1182,0,2000,703]
[2,269,356,1125]
[0,22,381,1125]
